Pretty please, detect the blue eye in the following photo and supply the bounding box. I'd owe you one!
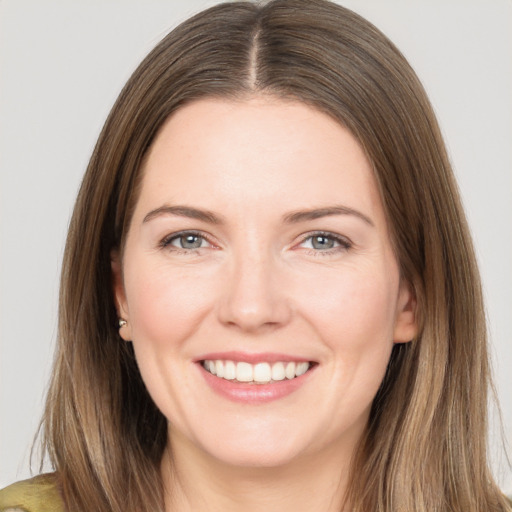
[161,231,210,252]
[310,234,337,250]
[300,232,351,254]
[159,230,351,256]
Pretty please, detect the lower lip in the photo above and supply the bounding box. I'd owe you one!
[198,363,315,404]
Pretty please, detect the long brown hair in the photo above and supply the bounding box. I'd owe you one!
[40,1,511,510]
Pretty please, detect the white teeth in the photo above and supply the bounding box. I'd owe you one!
[271,362,286,381]
[295,362,309,377]
[236,362,253,382]
[202,359,311,384]
[285,362,296,380]
[224,360,236,380]
[253,362,271,383]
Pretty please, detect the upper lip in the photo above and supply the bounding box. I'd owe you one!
[195,351,315,364]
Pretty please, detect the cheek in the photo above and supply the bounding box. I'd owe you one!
[124,258,218,351]
[298,264,398,420]
[122,258,220,421]
[297,262,399,349]
[294,260,398,414]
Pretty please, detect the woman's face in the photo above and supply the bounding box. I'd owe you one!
[113,97,417,468]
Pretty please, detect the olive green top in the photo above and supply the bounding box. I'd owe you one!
[0,474,63,512]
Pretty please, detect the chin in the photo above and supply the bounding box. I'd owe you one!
[207,443,304,469]
[190,422,312,469]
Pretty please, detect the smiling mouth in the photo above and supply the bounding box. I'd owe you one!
[201,360,315,385]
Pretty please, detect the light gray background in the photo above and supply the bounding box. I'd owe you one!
[1,0,511,492]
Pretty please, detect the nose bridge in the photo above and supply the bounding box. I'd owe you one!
[217,239,291,332]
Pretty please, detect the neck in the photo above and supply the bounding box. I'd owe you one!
[161,428,355,512]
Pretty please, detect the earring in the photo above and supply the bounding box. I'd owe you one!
[118,318,127,328]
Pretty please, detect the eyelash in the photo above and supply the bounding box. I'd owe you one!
[159,230,352,257]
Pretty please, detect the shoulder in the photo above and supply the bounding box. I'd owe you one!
[0,474,64,512]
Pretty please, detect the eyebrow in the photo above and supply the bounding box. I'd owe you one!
[143,204,374,227]
[282,205,374,226]
[143,205,222,224]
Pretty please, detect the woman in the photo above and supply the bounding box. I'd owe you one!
[1,0,510,511]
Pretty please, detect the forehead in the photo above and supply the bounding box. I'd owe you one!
[135,96,384,226]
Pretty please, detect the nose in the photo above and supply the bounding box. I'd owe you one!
[217,249,292,333]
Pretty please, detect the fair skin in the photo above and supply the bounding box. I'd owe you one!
[113,96,417,511]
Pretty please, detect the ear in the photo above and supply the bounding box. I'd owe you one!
[393,279,418,343]
[111,249,132,341]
